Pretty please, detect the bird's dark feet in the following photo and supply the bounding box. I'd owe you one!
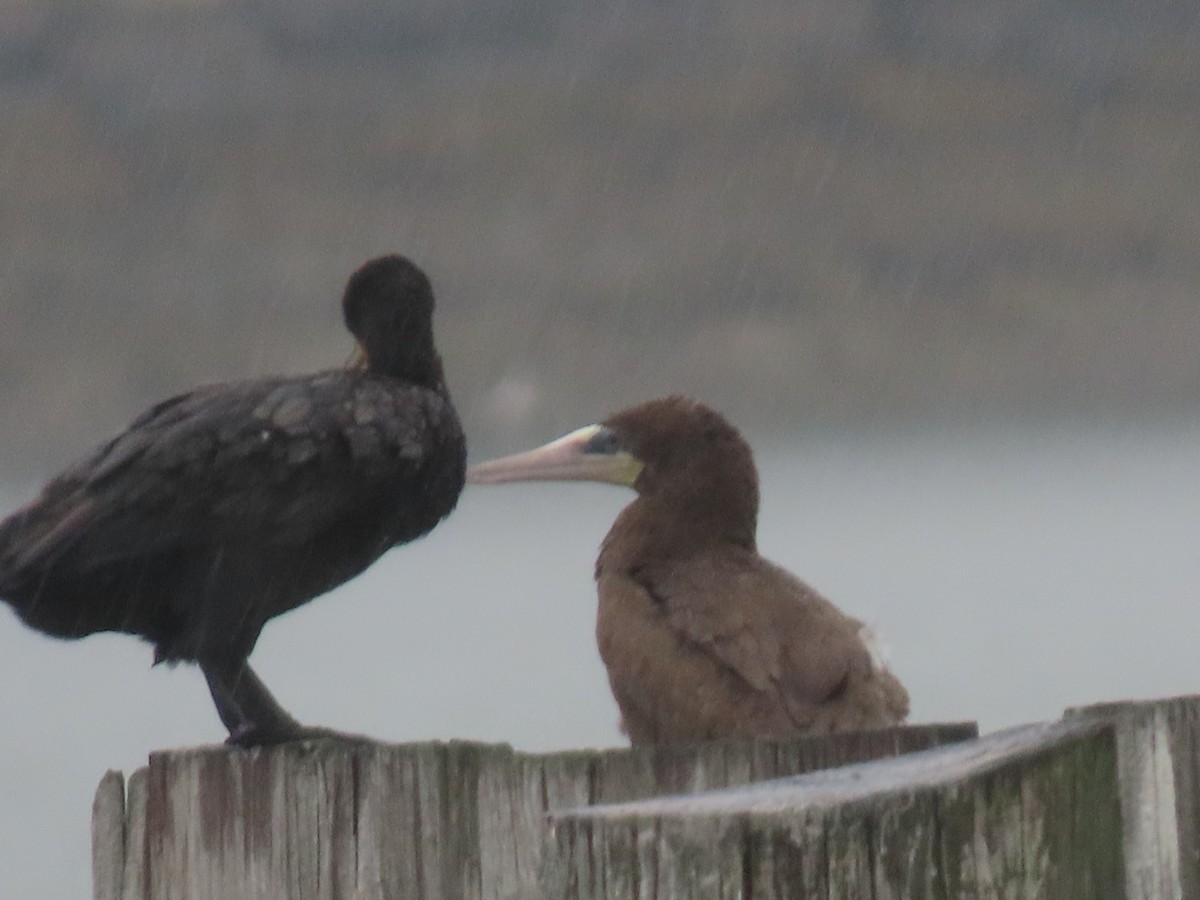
[225,722,374,748]
[201,660,373,748]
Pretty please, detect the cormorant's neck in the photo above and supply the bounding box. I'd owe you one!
[369,344,447,392]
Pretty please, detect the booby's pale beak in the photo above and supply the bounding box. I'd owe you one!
[467,424,644,487]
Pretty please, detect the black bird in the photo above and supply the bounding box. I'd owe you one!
[468,397,908,743]
[0,255,465,745]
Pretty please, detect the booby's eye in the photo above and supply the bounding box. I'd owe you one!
[584,427,624,456]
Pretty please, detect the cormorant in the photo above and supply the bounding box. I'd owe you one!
[467,396,908,743]
[0,255,466,746]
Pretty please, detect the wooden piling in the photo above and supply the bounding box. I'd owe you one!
[91,723,974,899]
[91,697,1200,898]
[544,696,1200,900]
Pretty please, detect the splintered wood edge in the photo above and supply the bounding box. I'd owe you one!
[124,721,978,780]
[550,718,1111,821]
[91,770,126,900]
[141,737,520,766]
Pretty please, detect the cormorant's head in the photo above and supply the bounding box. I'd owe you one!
[342,255,440,385]
[467,396,759,511]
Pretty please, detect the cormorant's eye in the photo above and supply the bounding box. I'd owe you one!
[585,427,624,455]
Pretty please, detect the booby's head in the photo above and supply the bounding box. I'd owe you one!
[342,255,441,386]
[467,396,759,511]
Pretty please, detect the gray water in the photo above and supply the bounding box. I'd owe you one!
[2,418,1198,898]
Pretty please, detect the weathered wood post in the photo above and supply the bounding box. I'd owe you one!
[91,723,975,900]
[543,695,1200,900]
[93,697,1200,898]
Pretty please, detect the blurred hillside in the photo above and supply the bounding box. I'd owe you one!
[1,0,1198,474]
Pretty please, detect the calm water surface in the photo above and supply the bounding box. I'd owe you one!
[2,417,1198,898]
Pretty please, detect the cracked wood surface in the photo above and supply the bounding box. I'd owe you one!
[91,699,1200,899]
[547,696,1200,900]
[91,723,973,900]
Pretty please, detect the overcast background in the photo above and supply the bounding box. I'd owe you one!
[1,1,1199,897]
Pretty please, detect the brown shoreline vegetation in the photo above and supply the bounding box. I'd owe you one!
[2,0,1198,475]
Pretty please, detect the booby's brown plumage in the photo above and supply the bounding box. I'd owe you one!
[468,396,908,743]
[0,255,465,746]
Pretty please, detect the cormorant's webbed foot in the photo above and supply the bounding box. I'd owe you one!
[201,658,374,747]
[200,658,323,745]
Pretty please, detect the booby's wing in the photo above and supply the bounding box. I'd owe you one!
[642,550,900,729]
[3,373,458,575]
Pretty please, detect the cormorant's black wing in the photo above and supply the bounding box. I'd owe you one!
[3,372,457,573]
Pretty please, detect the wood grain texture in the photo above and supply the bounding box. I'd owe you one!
[94,697,1199,900]
[1070,695,1200,900]
[544,698,1200,898]
[92,723,974,899]
[91,769,125,900]
[544,717,1139,899]
[92,697,1200,899]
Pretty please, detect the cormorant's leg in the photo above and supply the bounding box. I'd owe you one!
[200,664,252,736]
[200,657,372,746]
[199,657,305,746]
[201,658,372,746]
[226,663,305,738]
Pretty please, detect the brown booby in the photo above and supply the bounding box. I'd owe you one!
[0,255,466,746]
[468,396,908,743]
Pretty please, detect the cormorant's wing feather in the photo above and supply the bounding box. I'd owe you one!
[6,373,449,572]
